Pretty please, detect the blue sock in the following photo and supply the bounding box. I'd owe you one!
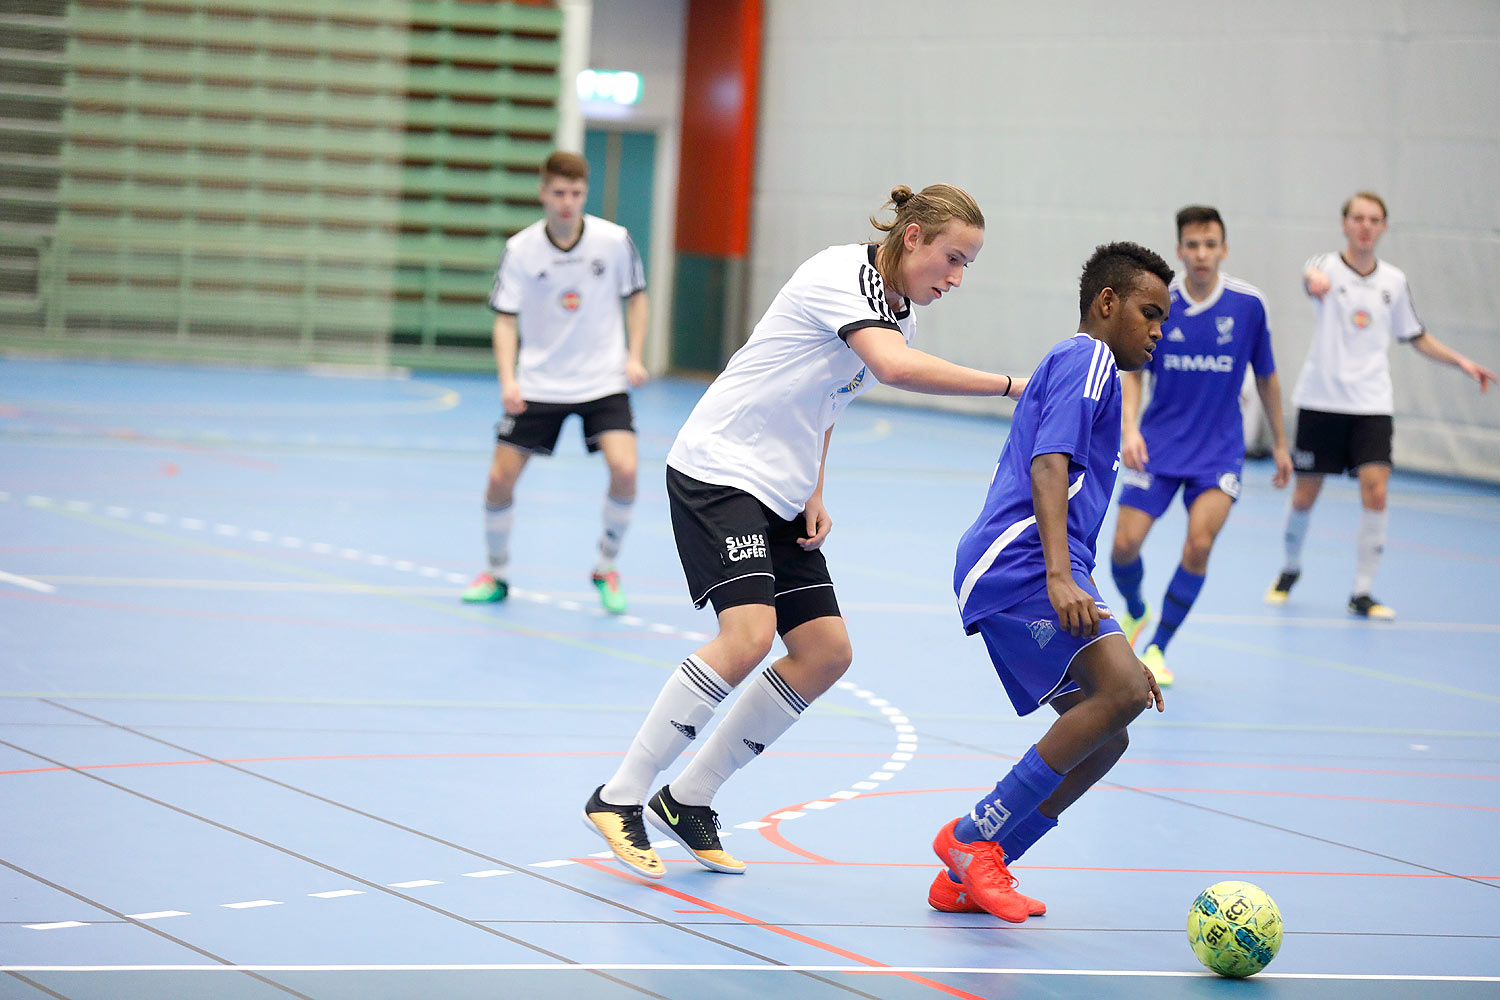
[953,745,1064,843]
[999,809,1059,863]
[1111,556,1146,619]
[1149,564,1205,652]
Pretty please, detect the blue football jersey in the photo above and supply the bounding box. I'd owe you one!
[956,333,1123,628]
[1140,274,1275,475]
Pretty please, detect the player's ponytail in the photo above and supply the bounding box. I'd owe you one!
[871,183,983,287]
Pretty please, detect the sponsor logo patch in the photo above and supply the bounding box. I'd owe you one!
[725,533,768,562]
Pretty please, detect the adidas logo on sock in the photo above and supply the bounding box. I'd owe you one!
[671,720,697,740]
[742,738,765,755]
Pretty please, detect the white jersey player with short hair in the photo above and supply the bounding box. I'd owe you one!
[1269,191,1496,621]
[489,214,645,404]
[1291,251,1423,416]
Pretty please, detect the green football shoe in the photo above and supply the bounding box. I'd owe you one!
[461,572,509,603]
[1117,601,1151,649]
[1141,643,1174,688]
[591,569,627,614]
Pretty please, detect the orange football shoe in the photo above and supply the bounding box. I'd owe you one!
[932,817,1033,923]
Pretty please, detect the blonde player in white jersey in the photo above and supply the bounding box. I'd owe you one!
[462,152,648,614]
[582,184,1029,879]
[1266,192,1494,619]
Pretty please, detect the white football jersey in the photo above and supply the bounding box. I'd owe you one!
[489,215,645,403]
[667,243,913,520]
[1292,252,1424,415]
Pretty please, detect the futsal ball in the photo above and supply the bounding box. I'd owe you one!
[1186,880,1283,978]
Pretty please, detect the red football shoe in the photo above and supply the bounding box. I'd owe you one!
[927,868,1046,916]
[932,817,1033,923]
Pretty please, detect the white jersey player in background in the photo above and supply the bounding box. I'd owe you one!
[582,184,1029,880]
[1266,191,1494,618]
[463,151,648,614]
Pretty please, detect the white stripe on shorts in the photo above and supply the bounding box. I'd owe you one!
[694,571,774,607]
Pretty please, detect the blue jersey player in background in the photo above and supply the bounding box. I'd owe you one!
[929,242,1170,924]
[1109,207,1292,687]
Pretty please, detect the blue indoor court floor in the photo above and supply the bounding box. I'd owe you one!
[1,357,1498,999]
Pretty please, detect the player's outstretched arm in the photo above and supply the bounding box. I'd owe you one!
[1303,268,1331,298]
[845,326,1021,399]
[1410,332,1496,392]
[1032,452,1103,637]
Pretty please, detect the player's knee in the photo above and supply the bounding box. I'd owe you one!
[718,619,777,669]
[1103,666,1150,729]
[609,456,638,487]
[1182,535,1214,572]
[819,635,854,677]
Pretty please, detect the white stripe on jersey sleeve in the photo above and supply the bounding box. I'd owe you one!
[1085,339,1113,401]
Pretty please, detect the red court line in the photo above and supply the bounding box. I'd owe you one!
[665,859,1500,879]
[1124,757,1500,782]
[753,785,1500,881]
[1097,786,1500,812]
[576,858,988,1000]
[0,749,944,778]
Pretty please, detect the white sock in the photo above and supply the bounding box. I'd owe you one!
[1282,505,1311,573]
[670,666,808,807]
[484,502,513,577]
[595,494,633,574]
[1353,508,1388,596]
[602,655,730,805]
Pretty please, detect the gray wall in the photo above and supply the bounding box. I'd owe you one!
[751,1,1500,480]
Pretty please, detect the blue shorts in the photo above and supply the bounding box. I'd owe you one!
[966,572,1123,717]
[1117,465,1242,519]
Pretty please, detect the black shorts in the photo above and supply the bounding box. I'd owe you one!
[665,466,841,636]
[495,392,634,456]
[1292,408,1393,475]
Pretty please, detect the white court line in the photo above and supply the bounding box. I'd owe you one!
[0,569,54,594]
[0,964,1493,981]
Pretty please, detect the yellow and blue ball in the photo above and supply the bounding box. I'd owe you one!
[1187,880,1283,978]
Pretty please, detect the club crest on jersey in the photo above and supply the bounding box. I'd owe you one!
[560,289,582,311]
[1029,619,1056,649]
[1216,316,1234,344]
[834,366,868,397]
[1352,309,1372,329]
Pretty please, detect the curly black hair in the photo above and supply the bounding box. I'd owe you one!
[1078,242,1174,322]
